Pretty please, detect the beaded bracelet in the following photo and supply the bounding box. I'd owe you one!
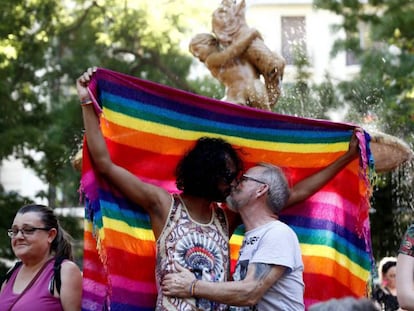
[80,98,93,106]
[189,279,198,297]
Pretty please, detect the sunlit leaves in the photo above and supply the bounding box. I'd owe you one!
[0,0,217,209]
[314,0,414,261]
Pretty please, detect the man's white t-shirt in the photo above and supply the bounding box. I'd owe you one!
[231,220,305,311]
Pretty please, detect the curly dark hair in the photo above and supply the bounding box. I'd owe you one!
[175,137,243,201]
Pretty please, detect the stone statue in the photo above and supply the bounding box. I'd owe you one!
[212,0,285,107]
[191,0,285,109]
[189,28,271,110]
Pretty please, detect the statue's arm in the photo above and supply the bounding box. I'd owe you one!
[206,29,260,68]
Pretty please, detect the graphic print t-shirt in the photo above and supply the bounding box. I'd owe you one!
[399,224,414,257]
[230,221,304,311]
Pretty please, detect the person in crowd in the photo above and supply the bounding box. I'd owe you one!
[77,67,360,310]
[308,297,379,311]
[0,204,82,311]
[396,224,414,310]
[162,163,306,310]
[372,257,399,311]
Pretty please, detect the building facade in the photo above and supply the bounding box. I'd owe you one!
[245,0,360,83]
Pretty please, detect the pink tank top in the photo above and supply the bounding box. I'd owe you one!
[0,259,63,311]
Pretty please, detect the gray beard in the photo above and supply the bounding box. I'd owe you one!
[226,195,239,212]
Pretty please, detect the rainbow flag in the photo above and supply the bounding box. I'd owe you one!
[81,68,374,310]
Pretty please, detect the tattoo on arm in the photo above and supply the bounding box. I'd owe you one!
[253,263,272,281]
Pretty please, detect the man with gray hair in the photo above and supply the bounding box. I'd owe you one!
[162,162,305,310]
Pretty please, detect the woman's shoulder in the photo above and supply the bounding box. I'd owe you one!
[60,260,82,287]
[60,260,81,273]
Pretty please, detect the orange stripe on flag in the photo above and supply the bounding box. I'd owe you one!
[303,255,366,296]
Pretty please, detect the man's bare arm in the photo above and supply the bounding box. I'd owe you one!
[396,253,414,310]
[286,129,360,207]
[162,262,285,306]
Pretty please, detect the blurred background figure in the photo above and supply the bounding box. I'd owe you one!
[372,257,400,311]
[309,297,379,311]
[397,224,414,311]
[0,204,82,311]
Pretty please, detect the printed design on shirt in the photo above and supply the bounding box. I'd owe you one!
[161,200,228,281]
[174,232,224,282]
[229,260,258,311]
[228,231,263,311]
[156,198,229,310]
[400,225,414,256]
[174,232,225,311]
[233,260,248,281]
[244,235,260,246]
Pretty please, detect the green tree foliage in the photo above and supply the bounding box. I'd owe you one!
[370,166,414,259]
[0,0,55,160]
[314,0,414,140]
[276,48,341,119]
[0,0,217,267]
[313,0,414,261]
[0,0,216,207]
[0,189,32,276]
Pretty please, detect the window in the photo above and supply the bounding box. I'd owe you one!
[345,32,359,66]
[346,22,370,66]
[346,50,358,66]
[281,16,306,65]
